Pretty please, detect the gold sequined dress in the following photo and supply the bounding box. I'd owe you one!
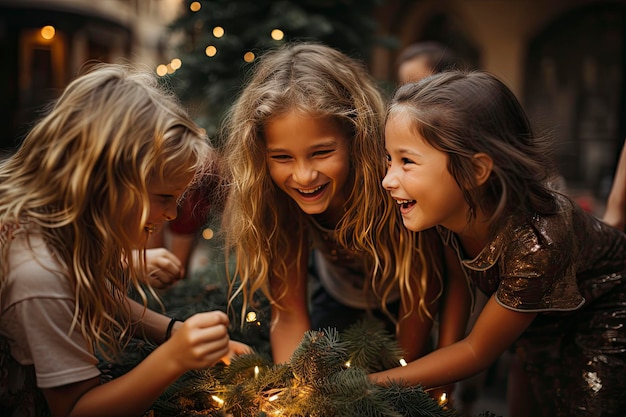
[439,194,626,417]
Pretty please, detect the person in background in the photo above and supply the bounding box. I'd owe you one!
[603,138,626,231]
[373,70,626,417]
[0,63,249,417]
[396,41,458,85]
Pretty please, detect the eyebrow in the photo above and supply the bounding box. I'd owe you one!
[266,140,339,153]
[394,146,421,157]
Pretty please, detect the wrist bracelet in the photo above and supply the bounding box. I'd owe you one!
[165,318,179,341]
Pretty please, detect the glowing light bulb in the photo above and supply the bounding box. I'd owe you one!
[213,26,224,38]
[156,64,168,77]
[205,45,217,57]
[202,227,214,240]
[270,29,284,40]
[170,58,182,69]
[41,25,55,40]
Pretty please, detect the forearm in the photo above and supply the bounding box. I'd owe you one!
[69,343,186,417]
[604,139,626,230]
[169,233,196,271]
[369,339,487,389]
[270,307,310,363]
[127,297,173,344]
[396,307,434,361]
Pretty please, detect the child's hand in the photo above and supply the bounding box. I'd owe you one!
[144,248,184,289]
[167,311,231,370]
[221,340,254,365]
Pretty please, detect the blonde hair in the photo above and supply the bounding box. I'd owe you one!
[221,42,428,323]
[0,63,213,359]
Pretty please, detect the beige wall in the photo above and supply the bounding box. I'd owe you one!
[372,0,623,99]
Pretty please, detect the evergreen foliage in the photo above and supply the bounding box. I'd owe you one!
[99,230,502,416]
[166,0,396,136]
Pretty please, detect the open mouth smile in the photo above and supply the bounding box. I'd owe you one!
[297,184,327,197]
[396,199,416,210]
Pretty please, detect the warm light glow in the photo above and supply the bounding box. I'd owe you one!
[205,45,217,57]
[170,58,182,69]
[190,1,201,12]
[245,311,257,322]
[211,395,224,406]
[166,64,175,74]
[270,29,284,40]
[254,366,259,378]
[213,26,224,38]
[268,394,280,402]
[202,227,214,240]
[41,25,55,40]
[345,361,351,367]
[156,64,168,77]
[243,51,255,62]
[399,358,407,367]
[439,393,447,406]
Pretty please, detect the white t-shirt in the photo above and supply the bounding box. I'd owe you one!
[0,228,100,390]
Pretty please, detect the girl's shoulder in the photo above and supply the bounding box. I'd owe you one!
[3,229,69,310]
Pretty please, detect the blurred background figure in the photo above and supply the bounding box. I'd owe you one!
[396,41,459,84]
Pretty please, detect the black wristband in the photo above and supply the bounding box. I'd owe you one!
[165,318,179,341]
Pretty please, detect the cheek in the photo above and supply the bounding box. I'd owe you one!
[267,163,287,187]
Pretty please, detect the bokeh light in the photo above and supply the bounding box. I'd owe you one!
[270,29,284,40]
[205,45,217,57]
[41,25,55,40]
[213,26,224,38]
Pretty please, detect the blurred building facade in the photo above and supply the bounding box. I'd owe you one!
[0,0,182,152]
[1,0,624,202]
[373,0,626,202]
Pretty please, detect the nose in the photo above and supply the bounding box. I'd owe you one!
[382,166,398,191]
[164,204,178,222]
[292,161,318,185]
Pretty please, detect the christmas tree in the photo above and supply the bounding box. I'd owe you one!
[165,0,396,137]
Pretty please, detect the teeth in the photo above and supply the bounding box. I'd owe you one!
[299,185,323,194]
[396,199,413,204]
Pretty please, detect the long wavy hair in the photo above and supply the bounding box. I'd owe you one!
[220,42,427,323]
[388,70,560,241]
[0,63,212,359]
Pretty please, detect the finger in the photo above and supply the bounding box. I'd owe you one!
[149,270,175,287]
[148,260,182,280]
[230,340,253,355]
[190,311,230,328]
[148,274,168,289]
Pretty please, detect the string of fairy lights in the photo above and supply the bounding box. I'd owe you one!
[156,1,285,77]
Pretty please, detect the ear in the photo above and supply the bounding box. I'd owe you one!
[472,152,493,186]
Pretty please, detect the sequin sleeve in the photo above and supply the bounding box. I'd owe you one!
[495,214,585,312]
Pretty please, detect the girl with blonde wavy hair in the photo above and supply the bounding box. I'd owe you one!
[0,63,249,417]
[221,42,465,366]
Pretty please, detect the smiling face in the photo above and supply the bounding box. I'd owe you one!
[382,111,469,233]
[265,111,351,225]
[135,173,193,245]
